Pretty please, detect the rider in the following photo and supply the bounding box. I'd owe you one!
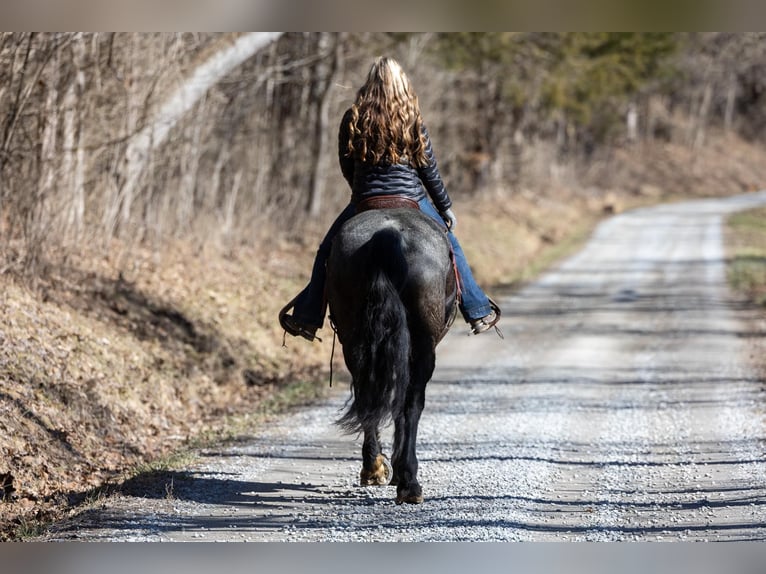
[280,56,499,341]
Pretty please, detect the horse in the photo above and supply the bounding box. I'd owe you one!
[326,206,458,504]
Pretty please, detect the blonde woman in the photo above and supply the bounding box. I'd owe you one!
[281,57,499,341]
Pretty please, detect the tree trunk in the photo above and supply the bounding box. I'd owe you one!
[307,33,341,218]
[40,43,59,211]
[626,101,638,143]
[724,76,737,132]
[692,83,712,150]
[63,34,87,237]
[509,126,524,193]
[223,169,243,237]
[176,98,206,231]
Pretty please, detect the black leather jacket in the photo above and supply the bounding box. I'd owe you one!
[337,108,453,213]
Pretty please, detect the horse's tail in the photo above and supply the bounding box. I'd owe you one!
[338,230,410,434]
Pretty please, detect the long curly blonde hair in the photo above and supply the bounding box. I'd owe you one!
[346,57,429,167]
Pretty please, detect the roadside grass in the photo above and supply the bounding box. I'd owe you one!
[726,207,766,308]
[13,517,46,541]
[457,189,603,290]
[185,377,333,450]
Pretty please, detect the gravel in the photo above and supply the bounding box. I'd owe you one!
[43,192,766,542]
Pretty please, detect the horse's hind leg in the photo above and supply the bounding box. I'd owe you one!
[391,387,425,504]
[359,427,391,486]
[391,345,434,504]
[391,336,436,504]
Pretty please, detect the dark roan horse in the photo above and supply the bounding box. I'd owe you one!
[326,207,457,504]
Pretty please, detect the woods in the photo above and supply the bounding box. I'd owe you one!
[1,32,765,275]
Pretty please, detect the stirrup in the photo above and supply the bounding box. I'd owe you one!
[279,296,321,342]
[470,297,502,335]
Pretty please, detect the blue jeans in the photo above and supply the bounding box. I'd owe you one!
[291,199,492,327]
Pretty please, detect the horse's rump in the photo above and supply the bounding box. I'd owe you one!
[326,208,456,347]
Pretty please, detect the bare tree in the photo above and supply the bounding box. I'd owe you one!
[109,32,282,237]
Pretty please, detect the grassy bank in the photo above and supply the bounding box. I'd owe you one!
[726,207,766,308]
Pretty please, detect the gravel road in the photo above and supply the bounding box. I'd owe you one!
[44,192,766,542]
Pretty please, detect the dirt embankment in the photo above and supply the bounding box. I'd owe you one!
[2,131,766,540]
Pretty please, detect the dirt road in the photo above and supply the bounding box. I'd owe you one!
[43,192,766,542]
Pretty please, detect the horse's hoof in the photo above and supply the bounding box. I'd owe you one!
[359,454,391,486]
[395,485,423,504]
[395,493,424,505]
